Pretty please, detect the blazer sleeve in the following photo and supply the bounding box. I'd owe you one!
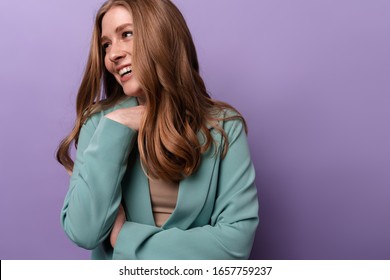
[113,119,259,259]
[61,115,137,250]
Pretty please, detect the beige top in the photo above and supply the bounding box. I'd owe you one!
[148,178,179,227]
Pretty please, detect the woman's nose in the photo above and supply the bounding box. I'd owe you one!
[109,43,126,62]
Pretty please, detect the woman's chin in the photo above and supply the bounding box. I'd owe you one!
[123,90,145,104]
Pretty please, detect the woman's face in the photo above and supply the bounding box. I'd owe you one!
[101,6,143,100]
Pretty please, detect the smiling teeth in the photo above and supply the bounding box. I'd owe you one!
[119,66,132,76]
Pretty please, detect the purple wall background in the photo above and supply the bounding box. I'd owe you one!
[0,0,389,259]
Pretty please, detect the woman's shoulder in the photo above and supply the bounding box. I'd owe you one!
[210,106,246,132]
[206,106,247,147]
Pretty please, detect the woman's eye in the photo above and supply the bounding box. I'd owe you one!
[123,31,133,38]
[102,43,110,50]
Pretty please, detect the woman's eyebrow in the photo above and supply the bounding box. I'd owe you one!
[101,23,133,42]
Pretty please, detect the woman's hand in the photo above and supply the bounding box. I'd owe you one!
[105,105,145,131]
[110,204,126,248]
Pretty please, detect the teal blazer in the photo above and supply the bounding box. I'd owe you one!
[61,97,259,259]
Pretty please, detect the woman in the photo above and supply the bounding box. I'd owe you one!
[57,0,258,260]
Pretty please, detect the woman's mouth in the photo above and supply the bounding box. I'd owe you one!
[119,66,132,77]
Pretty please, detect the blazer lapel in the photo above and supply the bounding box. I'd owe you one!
[121,149,155,226]
[162,129,222,230]
[122,127,222,230]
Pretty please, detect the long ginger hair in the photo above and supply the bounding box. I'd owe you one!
[57,0,246,182]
